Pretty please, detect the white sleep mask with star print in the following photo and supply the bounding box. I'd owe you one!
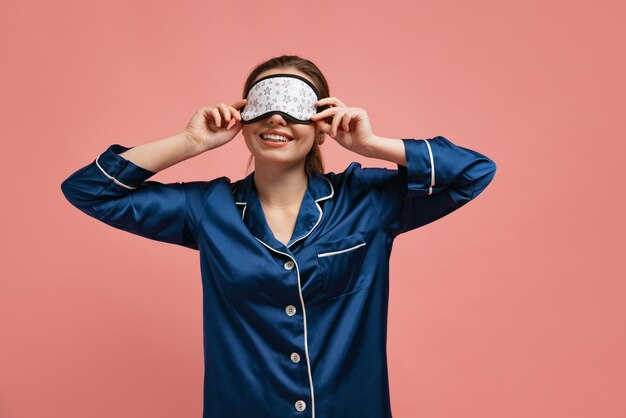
[240,74,321,124]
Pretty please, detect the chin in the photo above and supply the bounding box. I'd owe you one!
[257,153,302,163]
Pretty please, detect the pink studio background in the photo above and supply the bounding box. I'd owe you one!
[1,0,624,417]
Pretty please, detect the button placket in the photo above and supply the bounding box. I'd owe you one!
[283,257,309,412]
[251,237,316,417]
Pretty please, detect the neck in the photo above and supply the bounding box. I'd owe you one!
[253,161,308,208]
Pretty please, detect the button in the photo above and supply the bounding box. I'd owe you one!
[295,400,306,411]
[290,352,301,363]
[284,260,295,270]
[285,305,296,316]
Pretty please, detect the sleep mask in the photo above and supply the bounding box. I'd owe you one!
[240,74,323,124]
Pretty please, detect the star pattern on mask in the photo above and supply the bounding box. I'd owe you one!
[241,76,318,122]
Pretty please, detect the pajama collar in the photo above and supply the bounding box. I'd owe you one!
[232,169,334,252]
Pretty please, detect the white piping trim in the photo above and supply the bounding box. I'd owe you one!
[287,176,334,249]
[252,236,316,418]
[95,155,137,190]
[420,139,435,196]
[235,201,247,220]
[317,241,366,258]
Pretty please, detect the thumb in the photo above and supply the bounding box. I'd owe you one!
[315,119,332,135]
[226,116,242,130]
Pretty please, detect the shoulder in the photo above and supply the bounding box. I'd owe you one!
[181,176,234,204]
[325,161,403,191]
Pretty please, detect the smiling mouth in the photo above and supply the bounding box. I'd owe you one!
[259,134,294,143]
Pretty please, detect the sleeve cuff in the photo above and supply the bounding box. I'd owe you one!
[94,144,157,190]
[397,138,435,197]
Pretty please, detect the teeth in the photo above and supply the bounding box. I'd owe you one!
[261,134,292,142]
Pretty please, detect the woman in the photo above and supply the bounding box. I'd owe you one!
[61,54,497,418]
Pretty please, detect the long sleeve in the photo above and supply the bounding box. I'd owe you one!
[60,144,199,250]
[353,136,497,237]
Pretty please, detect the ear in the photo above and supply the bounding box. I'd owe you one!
[317,131,325,145]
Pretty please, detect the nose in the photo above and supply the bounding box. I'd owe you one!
[266,113,287,125]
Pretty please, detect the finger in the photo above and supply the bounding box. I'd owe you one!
[314,118,332,136]
[209,107,222,128]
[316,97,347,108]
[332,110,350,137]
[228,121,241,132]
[217,103,231,124]
[310,106,340,120]
[231,99,248,122]
[230,104,243,122]
[232,98,248,109]
[200,107,211,119]
[228,112,242,129]
[316,99,339,109]
[230,106,242,122]
[342,113,352,133]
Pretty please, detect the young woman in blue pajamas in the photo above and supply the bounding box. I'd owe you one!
[61,55,497,418]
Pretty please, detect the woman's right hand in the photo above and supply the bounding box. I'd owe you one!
[184,99,248,150]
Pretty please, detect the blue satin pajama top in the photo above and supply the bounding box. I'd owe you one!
[61,136,497,418]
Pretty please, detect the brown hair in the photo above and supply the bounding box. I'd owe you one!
[242,55,330,176]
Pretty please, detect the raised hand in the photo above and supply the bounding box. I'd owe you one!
[309,97,375,156]
[184,99,248,150]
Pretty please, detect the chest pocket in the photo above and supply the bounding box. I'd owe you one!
[315,231,367,300]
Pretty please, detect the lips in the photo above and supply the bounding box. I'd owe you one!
[259,130,294,140]
[259,135,293,143]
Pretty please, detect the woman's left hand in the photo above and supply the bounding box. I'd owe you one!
[310,97,375,156]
